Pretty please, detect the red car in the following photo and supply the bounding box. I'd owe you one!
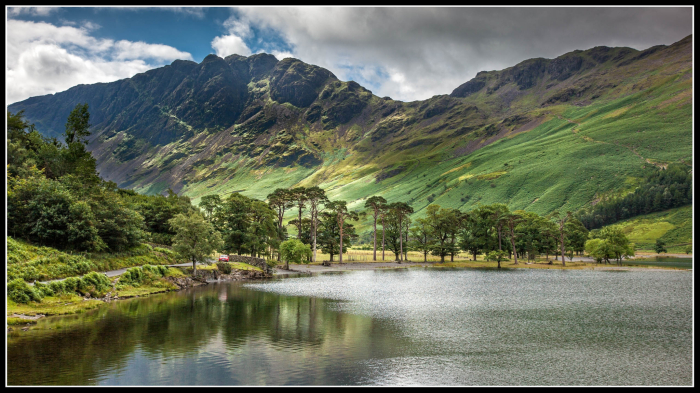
[219,254,229,262]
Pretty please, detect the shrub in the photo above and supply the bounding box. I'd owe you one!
[34,281,55,297]
[118,266,146,286]
[685,245,692,254]
[49,280,68,295]
[142,264,169,277]
[77,272,111,297]
[62,277,80,293]
[118,265,169,287]
[8,278,43,304]
[217,262,232,274]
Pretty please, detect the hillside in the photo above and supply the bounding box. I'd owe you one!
[9,35,692,232]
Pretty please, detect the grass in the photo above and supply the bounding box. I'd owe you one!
[7,238,180,283]
[6,268,188,318]
[114,279,179,298]
[607,205,692,252]
[7,317,38,326]
[227,262,263,272]
[7,295,104,317]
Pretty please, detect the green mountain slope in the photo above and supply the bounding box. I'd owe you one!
[9,35,692,231]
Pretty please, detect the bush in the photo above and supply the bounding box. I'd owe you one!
[142,264,169,277]
[8,278,43,304]
[77,272,111,297]
[49,280,68,295]
[34,281,55,297]
[62,277,80,293]
[118,265,169,287]
[685,245,692,254]
[217,262,232,274]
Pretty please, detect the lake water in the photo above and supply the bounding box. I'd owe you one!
[7,269,693,386]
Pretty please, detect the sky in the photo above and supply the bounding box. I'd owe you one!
[6,6,693,104]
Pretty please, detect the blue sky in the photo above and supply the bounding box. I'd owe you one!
[6,6,693,104]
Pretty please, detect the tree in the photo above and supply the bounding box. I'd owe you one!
[217,193,253,255]
[409,217,433,262]
[486,250,509,269]
[489,204,510,251]
[267,188,294,259]
[64,103,91,146]
[592,226,635,266]
[425,205,459,263]
[379,206,388,261]
[364,195,388,261]
[318,211,357,263]
[585,238,610,264]
[290,187,308,240]
[565,218,589,256]
[504,209,524,265]
[467,204,499,260]
[550,211,572,267]
[169,212,223,277]
[655,239,668,254]
[305,186,328,263]
[247,200,278,259]
[199,194,222,220]
[279,239,312,268]
[458,212,482,261]
[325,200,361,264]
[91,191,145,252]
[387,202,414,262]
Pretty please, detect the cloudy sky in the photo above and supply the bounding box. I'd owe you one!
[6,6,693,104]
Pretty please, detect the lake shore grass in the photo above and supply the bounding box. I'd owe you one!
[6,263,264,327]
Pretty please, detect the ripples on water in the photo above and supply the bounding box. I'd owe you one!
[7,269,692,386]
[245,269,692,385]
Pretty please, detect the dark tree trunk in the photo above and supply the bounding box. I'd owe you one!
[373,217,377,261]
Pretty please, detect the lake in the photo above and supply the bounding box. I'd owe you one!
[6,268,693,386]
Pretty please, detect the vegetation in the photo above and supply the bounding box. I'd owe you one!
[169,212,223,276]
[279,239,312,269]
[576,163,692,229]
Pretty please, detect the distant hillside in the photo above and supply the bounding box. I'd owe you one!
[9,35,692,231]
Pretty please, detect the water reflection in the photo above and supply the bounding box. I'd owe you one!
[7,269,693,386]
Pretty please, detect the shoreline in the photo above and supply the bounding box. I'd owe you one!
[275,261,691,275]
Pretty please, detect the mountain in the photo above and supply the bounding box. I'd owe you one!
[9,35,692,234]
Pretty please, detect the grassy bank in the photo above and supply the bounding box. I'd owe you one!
[7,237,180,282]
[6,263,259,322]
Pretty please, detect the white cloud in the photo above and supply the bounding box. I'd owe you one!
[223,18,252,38]
[113,40,193,61]
[211,34,252,57]
[270,50,294,60]
[210,18,253,57]
[6,19,193,104]
[7,6,58,17]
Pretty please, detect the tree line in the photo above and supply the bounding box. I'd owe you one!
[196,189,621,269]
[576,163,692,230]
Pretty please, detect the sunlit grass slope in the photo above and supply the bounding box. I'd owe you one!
[606,205,692,253]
